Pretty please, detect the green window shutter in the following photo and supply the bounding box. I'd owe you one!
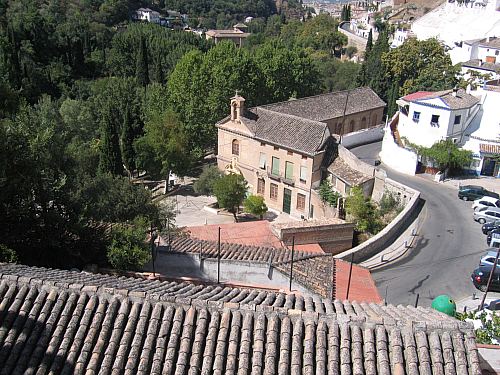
[272,157,280,175]
[285,162,294,179]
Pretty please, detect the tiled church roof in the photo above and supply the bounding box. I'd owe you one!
[0,268,481,375]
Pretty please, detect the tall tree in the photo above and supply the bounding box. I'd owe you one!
[121,105,136,175]
[134,109,190,190]
[365,29,390,100]
[99,106,123,176]
[136,36,149,87]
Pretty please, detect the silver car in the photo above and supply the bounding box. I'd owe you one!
[473,207,500,224]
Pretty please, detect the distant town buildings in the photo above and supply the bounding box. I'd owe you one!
[205,24,250,47]
[134,8,160,24]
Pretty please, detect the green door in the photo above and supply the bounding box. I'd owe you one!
[283,188,291,214]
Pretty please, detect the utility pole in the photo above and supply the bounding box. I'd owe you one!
[479,247,500,310]
[346,252,354,300]
[150,223,156,278]
[289,236,295,292]
[339,89,350,144]
[217,226,221,284]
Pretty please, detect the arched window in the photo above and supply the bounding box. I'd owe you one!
[232,139,240,156]
[361,117,367,129]
[349,120,355,133]
[371,114,378,126]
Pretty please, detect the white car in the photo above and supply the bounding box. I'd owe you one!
[472,196,500,211]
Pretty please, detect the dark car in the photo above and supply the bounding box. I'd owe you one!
[459,185,500,201]
[487,228,500,245]
[471,266,500,292]
[482,220,500,234]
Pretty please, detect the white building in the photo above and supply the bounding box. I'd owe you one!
[453,36,500,64]
[380,88,483,175]
[411,1,500,48]
[396,88,481,148]
[461,81,500,177]
[135,8,161,24]
[390,29,415,48]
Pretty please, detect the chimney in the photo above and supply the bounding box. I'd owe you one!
[466,83,472,94]
[230,91,245,122]
[486,36,490,43]
[452,86,458,97]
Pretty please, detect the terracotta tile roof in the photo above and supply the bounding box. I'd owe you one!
[0,267,481,375]
[402,89,480,109]
[241,107,331,155]
[480,143,500,154]
[402,91,434,101]
[462,59,500,73]
[259,87,386,122]
[185,221,284,249]
[327,157,372,186]
[478,36,500,49]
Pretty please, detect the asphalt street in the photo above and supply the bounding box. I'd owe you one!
[350,141,487,307]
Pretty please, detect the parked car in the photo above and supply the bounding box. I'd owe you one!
[482,220,500,234]
[459,185,500,201]
[473,207,500,224]
[472,196,500,211]
[479,249,500,268]
[471,265,500,292]
[487,229,500,246]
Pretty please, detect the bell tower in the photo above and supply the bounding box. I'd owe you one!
[230,90,245,122]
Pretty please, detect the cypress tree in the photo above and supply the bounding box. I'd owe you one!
[136,37,149,87]
[366,29,373,55]
[152,51,164,83]
[99,107,124,176]
[387,79,401,118]
[121,105,136,175]
[365,29,390,100]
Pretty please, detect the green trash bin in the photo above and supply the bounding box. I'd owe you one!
[431,295,456,317]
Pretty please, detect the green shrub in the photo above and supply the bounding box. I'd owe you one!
[318,180,342,207]
[0,244,18,263]
[107,220,150,271]
[193,165,223,196]
[244,195,268,219]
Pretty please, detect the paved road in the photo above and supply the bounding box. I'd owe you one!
[351,141,487,307]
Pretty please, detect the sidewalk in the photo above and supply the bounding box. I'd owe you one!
[360,208,424,270]
[456,292,500,313]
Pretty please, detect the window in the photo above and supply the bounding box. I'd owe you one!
[496,50,499,56]
[232,139,239,156]
[259,153,267,170]
[271,157,280,176]
[297,193,306,211]
[302,155,307,160]
[361,117,367,128]
[260,142,266,146]
[412,111,420,122]
[300,166,307,183]
[454,115,461,125]
[257,178,265,195]
[285,161,294,179]
[431,114,440,125]
[270,183,278,200]
[349,120,355,132]
[345,185,351,195]
[287,151,293,156]
[273,146,279,151]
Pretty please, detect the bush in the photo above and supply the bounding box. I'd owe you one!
[107,219,150,271]
[345,186,382,234]
[0,244,18,263]
[244,195,268,219]
[193,165,223,196]
[318,180,342,207]
[378,190,402,216]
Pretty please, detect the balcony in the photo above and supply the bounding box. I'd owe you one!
[266,167,295,186]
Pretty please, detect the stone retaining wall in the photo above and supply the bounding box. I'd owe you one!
[334,179,420,262]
